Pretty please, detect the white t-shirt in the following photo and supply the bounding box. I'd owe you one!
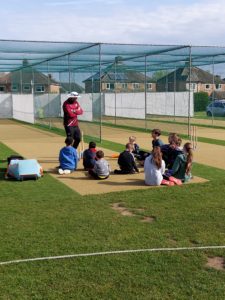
[144,155,165,186]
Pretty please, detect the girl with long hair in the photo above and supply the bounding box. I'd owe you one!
[144,147,165,186]
[170,142,193,182]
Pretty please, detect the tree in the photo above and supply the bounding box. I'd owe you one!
[194,92,209,112]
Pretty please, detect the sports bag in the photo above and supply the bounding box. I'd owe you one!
[7,155,24,165]
[6,159,43,181]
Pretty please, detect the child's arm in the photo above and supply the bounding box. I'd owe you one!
[59,149,62,165]
[132,158,139,172]
[134,143,140,153]
[74,149,78,169]
[171,156,181,175]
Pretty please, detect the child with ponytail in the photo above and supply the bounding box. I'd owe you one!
[169,142,193,182]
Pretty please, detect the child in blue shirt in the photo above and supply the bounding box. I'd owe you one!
[58,137,78,174]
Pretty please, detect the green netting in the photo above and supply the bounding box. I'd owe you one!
[0,40,225,72]
[1,39,225,141]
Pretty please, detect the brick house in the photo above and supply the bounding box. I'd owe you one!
[0,62,60,94]
[156,66,225,96]
[83,61,156,93]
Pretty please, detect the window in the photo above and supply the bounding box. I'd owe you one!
[216,84,222,90]
[12,84,18,92]
[191,83,196,90]
[35,85,45,92]
[106,83,114,90]
[121,83,127,89]
[0,85,5,92]
[147,83,152,90]
[186,83,196,91]
[205,84,210,89]
[217,102,224,108]
[23,84,31,92]
[133,83,140,89]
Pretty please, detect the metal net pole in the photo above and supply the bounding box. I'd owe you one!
[188,46,192,137]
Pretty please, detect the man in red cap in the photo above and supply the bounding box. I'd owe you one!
[62,91,84,148]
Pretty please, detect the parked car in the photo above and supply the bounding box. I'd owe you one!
[206,100,225,117]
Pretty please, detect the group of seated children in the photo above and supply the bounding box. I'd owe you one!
[58,138,110,180]
[123,129,193,185]
[58,129,193,186]
[143,130,193,186]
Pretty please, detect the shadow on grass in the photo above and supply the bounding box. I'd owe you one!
[0,168,6,180]
[97,178,146,187]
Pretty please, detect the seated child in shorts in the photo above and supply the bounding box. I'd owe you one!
[88,150,110,180]
[58,137,78,174]
[114,143,139,174]
[83,141,97,170]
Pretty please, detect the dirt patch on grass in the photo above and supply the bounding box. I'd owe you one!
[111,203,156,223]
[111,203,135,216]
[206,257,225,271]
[140,216,156,223]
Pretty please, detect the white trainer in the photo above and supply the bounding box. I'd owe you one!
[64,169,71,174]
[58,168,64,175]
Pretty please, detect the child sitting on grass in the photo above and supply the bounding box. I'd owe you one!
[160,133,183,169]
[58,137,78,174]
[151,128,164,149]
[83,141,97,170]
[88,150,110,180]
[144,146,165,186]
[144,147,182,186]
[114,143,139,174]
[129,136,140,157]
[166,142,193,182]
[134,128,164,163]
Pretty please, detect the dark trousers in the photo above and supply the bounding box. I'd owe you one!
[64,126,81,149]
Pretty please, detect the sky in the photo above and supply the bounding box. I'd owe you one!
[1,0,225,46]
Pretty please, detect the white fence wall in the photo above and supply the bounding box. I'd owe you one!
[60,93,93,121]
[147,92,193,117]
[0,94,12,118]
[34,94,61,118]
[104,92,193,118]
[104,93,145,119]
[12,94,34,123]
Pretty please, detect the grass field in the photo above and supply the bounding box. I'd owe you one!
[1,128,225,299]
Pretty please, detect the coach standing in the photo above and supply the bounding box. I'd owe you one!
[63,91,84,149]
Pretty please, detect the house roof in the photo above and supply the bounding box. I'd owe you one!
[157,67,225,84]
[0,68,59,85]
[60,82,84,93]
[83,62,155,83]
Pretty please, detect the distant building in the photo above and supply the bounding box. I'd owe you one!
[156,66,225,96]
[83,60,156,93]
[60,82,84,94]
[0,60,60,94]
